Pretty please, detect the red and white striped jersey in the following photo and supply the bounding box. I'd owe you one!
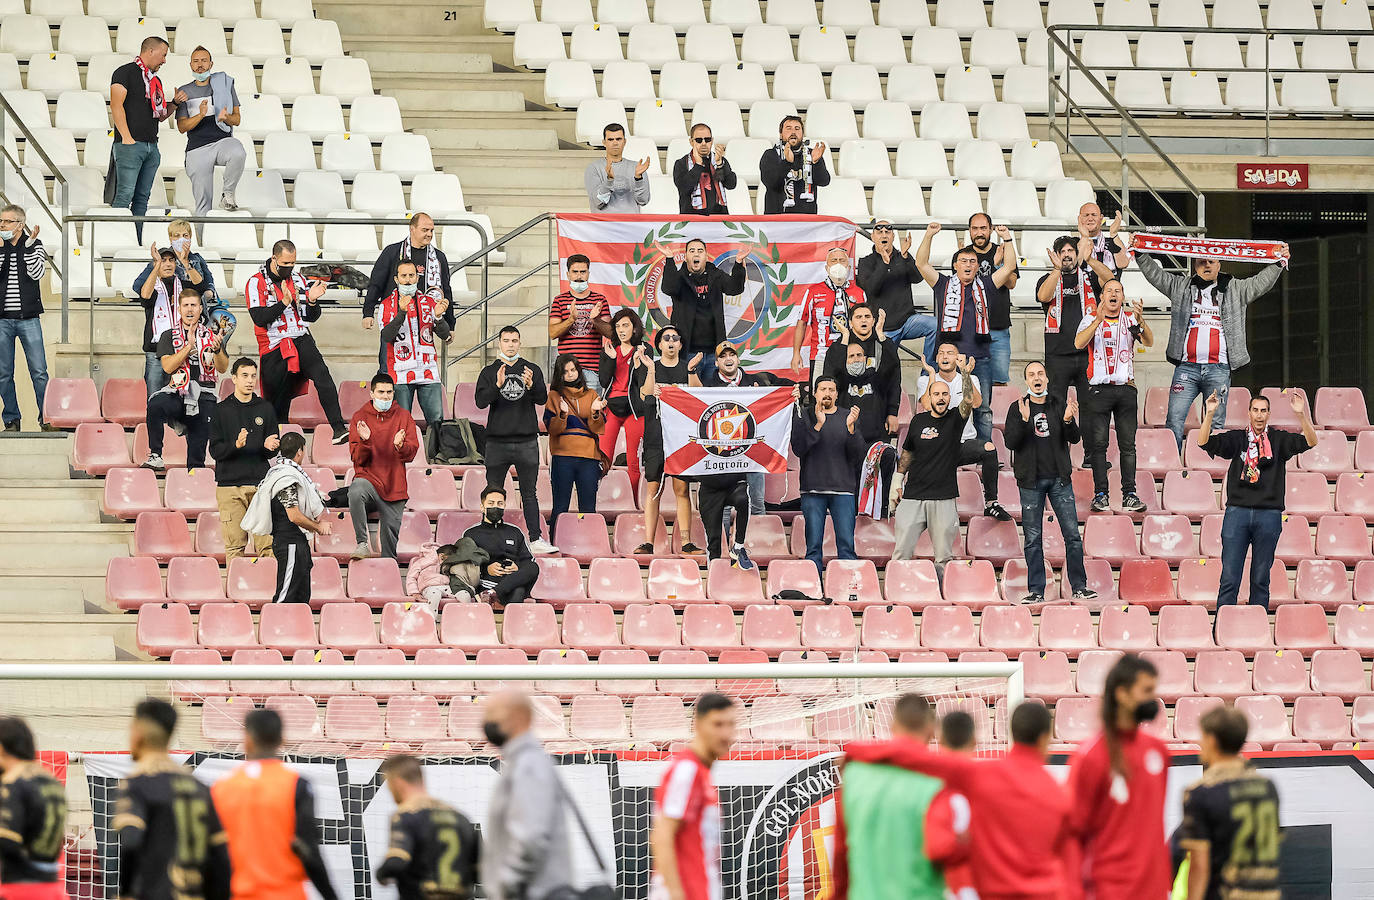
[649,751,722,900]
[798,281,865,363]
[1183,284,1228,365]
[243,268,311,354]
[1076,314,1141,385]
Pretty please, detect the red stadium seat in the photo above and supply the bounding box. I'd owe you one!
[707,558,765,608]
[742,514,790,565]
[165,467,218,517]
[1138,650,1193,703]
[43,377,101,428]
[1358,561,1374,603]
[435,511,481,544]
[193,512,227,563]
[315,510,367,561]
[310,425,352,474]
[1335,603,1374,654]
[102,467,162,520]
[940,559,1000,610]
[447,698,485,743]
[285,648,350,698]
[394,511,433,565]
[1173,696,1226,743]
[405,468,459,518]
[800,605,858,652]
[1234,695,1294,747]
[586,557,646,609]
[1241,559,1293,606]
[1283,472,1333,518]
[74,423,133,475]
[252,602,316,654]
[200,695,253,746]
[530,556,587,605]
[1019,651,1077,702]
[318,602,381,654]
[1316,514,1371,566]
[347,558,407,606]
[1315,387,1370,435]
[1291,695,1351,747]
[588,469,636,515]
[471,649,531,694]
[1118,559,1177,611]
[570,694,631,742]
[824,560,882,607]
[813,706,866,742]
[860,605,917,654]
[919,605,979,654]
[647,558,705,604]
[99,378,147,427]
[1274,603,1334,652]
[1309,649,1367,701]
[1053,696,1101,743]
[167,556,225,606]
[1261,388,1310,431]
[1099,604,1157,651]
[1357,431,1374,471]
[1299,430,1353,477]
[227,649,291,699]
[1162,470,1218,520]
[631,696,691,744]
[383,695,444,742]
[1175,557,1220,609]
[1274,514,1315,564]
[1294,558,1353,610]
[1139,514,1199,563]
[1193,650,1252,700]
[1136,428,1183,474]
[439,603,502,651]
[653,649,713,698]
[411,648,473,697]
[965,516,1023,567]
[613,513,668,563]
[1039,605,1097,656]
[380,601,440,653]
[1336,473,1374,522]
[623,603,681,653]
[197,602,259,653]
[789,516,838,561]
[742,604,801,655]
[749,696,808,742]
[1251,650,1311,701]
[108,556,165,609]
[596,648,656,697]
[307,557,346,608]
[324,695,385,742]
[169,649,227,700]
[137,602,196,655]
[351,648,412,697]
[453,382,485,425]
[553,513,611,564]
[559,602,620,654]
[682,603,740,655]
[1157,604,1216,653]
[132,423,192,470]
[979,605,1037,654]
[883,559,944,608]
[1000,558,1054,604]
[133,511,194,561]
[1182,438,1230,478]
[1215,604,1274,653]
[766,560,823,606]
[1357,698,1374,741]
[500,602,561,654]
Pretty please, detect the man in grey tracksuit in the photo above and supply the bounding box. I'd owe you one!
[482,692,573,900]
[1131,237,1290,450]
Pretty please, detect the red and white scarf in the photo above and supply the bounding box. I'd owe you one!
[134,56,167,118]
[1089,232,1118,272]
[857,441,891,519]
[940,275,989,335]
[1045,268,1096,333]
[1242,426,1272,484]
[400,236,443,296]
[246,263,308,354]
[151,274,181,342]
[1130,233,1290,268]
[686,155,727,212]
[380,289,441,385]
[166,321,218,394]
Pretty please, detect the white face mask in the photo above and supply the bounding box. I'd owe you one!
[172,237,190,253]
[1028,387,1048,399]
[0,231,13,242]
[194,68,215,82]
[828,263,848,283]
[398,282,417,296]
[569,279,589,293]
[372,397,392,412]
[499,350,519,363]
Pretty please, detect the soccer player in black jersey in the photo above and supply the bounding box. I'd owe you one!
[113,700,231,900]
[1178,706,1282,900]
[0,717,67,900]
[375,755,479,900]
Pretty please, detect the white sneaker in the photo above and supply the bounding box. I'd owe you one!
[350,541,373,560]
[141,452,165,471]
[528,538,558,554]
[221,191,238,211]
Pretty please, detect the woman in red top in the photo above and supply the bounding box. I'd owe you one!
[598,309,651,491]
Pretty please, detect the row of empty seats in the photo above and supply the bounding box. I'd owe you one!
[0,16,342,61]
[4,0,314,26]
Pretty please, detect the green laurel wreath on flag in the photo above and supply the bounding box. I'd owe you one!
[723,222,796,366]
[620,222,688,315]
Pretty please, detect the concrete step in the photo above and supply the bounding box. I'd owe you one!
[382,89,527,113]
[413,124,562,152]
[0,537,129,575]
[0,575,112,609]
[0,436,72,479]
[314,0,487,34]
[0,485,103,523]
[0,632,118,662]
[0,587,88,615]
[347,33,516,66]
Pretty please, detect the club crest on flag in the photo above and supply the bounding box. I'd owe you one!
[660,385,795,476]
[694,401,758,457]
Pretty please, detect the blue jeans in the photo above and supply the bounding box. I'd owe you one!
[989,328,1011,384]
[721,470,766,540]
[112,141,161,242]
[1167,362,1230,450]
[582,369,602,393]
[0,317,48,426]
[971,356,993,442]
[1217,506,1283,611]
[800,492,857,577]
[695,351,717,386]
[549,455,601,539]
[884,312,939,362]
[145,351,170,397]
[394,381,444,425]
[1019,476,1087,596]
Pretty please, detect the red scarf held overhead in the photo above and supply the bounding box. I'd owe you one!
[1131,233,1291,268]
[1243,426,1271,483]
[1045,267,1097,333]
[134,56,166,118]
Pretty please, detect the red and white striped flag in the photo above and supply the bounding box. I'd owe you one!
[660,385,796,476]
[555,214,857,373]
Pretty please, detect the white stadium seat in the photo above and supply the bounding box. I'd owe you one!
[206,0,258,24]
[349,172,406,213]
[292,171,348,214]
[936,0,989,36]
[0,53,18,90]
[601,61,656,104]
[289,95,346,139]
[115,18,167,57]
[896,138,951,183]
[266,0,315,25]
[1359,35,1374,68]
[944,65,998,105]
[654,0,706,29]
[24,128,79,169]
[838,139,893,183]
[871,178,926,220]
[928,178,983,221]
[600,0,650,27]
[715,62,768,103]
[261,131,317,178]
[1,16,54,56]
[816,176,870,221]
[544,59,598,107]
[862,100,918,145]
[830,63,885,104]
[289,19,345,60]
[803,100,860,144]
[1024,28,1070,73]
[747,100,799,138]
[885,64,941,107]
[28,54,84,99]
[58,17,114,56]
[174,18,229,58]
[1280,72,1338,114]
[88,0,142,21]
[1245,34,1299,70]
[1078,31,1132,74]
[261,57,317,98]
[231,169,289,215]
[7,90,51,129]
[576,98,627,144]
[232,19,286,63]
[691,98,745,141]
[1226,72,1286,114]
[1042,178,1095,222]
[633,99,688,143]
[1301,35,1354,70]
[991,0,1044,34]
[262,212,322,254]
[741,24,795,67]
[323,213,381,256]
[710,0,763,30]
[823,0,876,31]
[852,26,907,71]
[878,0,931,30]
[1137,33,1190,71]
[969,28,1024,73]
[641,174,676,212]
[658,62,712,105]
[158,54,194,95]
[542,0,595,30]
[1113,71,1170,109]
[217,56,259,95]
[84,53,125,95]
[627,23,681,64]
[41,0,85,23]
[1336,72,1374,112]
[486,0,535,32]
[797,26,852,69]
[1190,34,1245,70]
[918,101,974,146]
[1321,0,1372,30]
[82,128,114,168]
[684,25,738,65]
[380,134,435,177]
[320,133,376,178]
[570,23,624,66]
[723,136,768,184]
[1102,0,1155,30]
[54,91,108,133]
[57,247,114,299]
[976,102,1030,147]
[1169,71,1228,112]
[1046,0,1099,29]
[145,0,197,24]
[766,0,820,30]
[1267,0,1318,30]
[319,57,375,101]
[1156,0,1208,28]
[987,178,1044,225]
[620,136,661,172]
[157,129,188,175]
[910,28,965,72]
[201,210,262,252]
[771,63,827,109]
[409,172,468,214]
[953,139,1008,181]
[1010,139,1065,183]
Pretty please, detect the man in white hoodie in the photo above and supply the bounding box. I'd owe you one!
[243,431,333,603]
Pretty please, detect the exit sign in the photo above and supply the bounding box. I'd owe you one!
[1237,163,1309,190]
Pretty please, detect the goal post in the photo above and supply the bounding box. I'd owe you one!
[0,660,1022,900]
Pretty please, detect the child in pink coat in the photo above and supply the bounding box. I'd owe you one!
[407,542,459,610]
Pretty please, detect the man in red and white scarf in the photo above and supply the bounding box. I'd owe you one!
[142,291,227,471]
[379,259,452,425]
[791,248,866,378]
[672,124,736,215]
[109,36,185,242]
[243,239,350,444]
[1198,388,1316,612]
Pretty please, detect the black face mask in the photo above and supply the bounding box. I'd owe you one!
[483,722,508,747]
[484,507,504,525]
[271,263,293,283]
[1133,700,1160,723]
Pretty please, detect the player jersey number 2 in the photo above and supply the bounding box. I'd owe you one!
[435,824,467,893]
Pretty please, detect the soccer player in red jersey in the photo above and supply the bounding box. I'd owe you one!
[649,693,737,900]
[1068,653,1171,900]
[843,702,1075,900]
[924,711,977,900]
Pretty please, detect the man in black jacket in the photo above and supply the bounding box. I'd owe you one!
[475,326,556,554]
[661,239,748,385]
[673,124,736,216]
[758,115,830,215]
[822,304,901,514]
[794,376,864,577]
[858,221,935,360]
[463,487,540,605]
[208,356,280,562]
[362,212,458,375]
[1003,361,1097,605]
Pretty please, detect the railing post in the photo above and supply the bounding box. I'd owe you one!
[1264,32,1272,157]
[59,183,69,345]
[1120,118,1129,220]
[1046,30,1055,130]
